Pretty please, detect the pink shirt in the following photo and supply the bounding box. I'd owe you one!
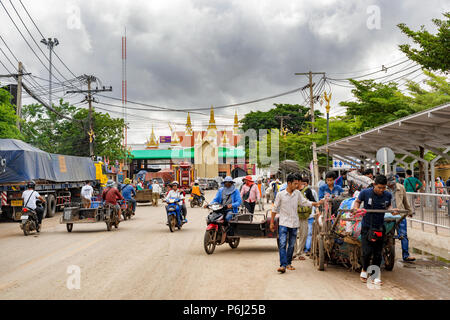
[240,183,260,203]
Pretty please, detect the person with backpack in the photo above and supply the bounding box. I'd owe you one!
[240,176,260,214]
[404,170,423,193]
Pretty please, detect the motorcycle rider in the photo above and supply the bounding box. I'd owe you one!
[121,178,136,215]
[165,181,187,223]
[206,176,242,225]
[191,180,204,205]
[102,180,124,220]
[22,182,46,231]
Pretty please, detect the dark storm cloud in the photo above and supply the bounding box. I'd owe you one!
[1,0,447,142]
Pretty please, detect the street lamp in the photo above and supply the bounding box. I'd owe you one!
[323,92,332,171]
[41,38,59,107]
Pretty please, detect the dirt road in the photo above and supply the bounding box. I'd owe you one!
[0,191,448,300]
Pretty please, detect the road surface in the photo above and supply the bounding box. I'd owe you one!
[0,191,448,300]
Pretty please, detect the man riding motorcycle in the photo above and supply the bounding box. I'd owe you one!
[205,176,242,230]
[121,178,137,214]
[165,181,187,223]
[191,180,204,204]
[22,181,46,231]
[102,180,124,220]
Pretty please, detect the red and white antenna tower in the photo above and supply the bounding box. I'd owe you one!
[122,27,127,149]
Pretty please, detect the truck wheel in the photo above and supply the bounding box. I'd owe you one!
[41,200,48,219]
[47,194,56,217]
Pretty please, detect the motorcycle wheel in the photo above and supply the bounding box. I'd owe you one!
[106,221,112,231]
[200,199,204,207]
[66,223,73,232]
[123,212,128,221]
[168,215,175,232]
[204,230,216,255]
[228,237,240,249]
[23,222,30,236]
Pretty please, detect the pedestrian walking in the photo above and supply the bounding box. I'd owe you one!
[81,181,94,208]
[386,174,415,262]
[256,179,265,211]
[152,180,161,206]
[240,176,260,214]
[270,174,322,273]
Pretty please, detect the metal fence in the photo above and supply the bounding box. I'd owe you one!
[406,192,450,235]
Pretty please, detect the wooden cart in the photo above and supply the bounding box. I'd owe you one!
[60,203,120,232]
[135,189,152,203]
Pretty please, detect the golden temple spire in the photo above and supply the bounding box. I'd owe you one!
[221,131,230,146]
[233,110,239,135]
[146,125,159,149]
[185,112,193,136]
[207,105,217,130]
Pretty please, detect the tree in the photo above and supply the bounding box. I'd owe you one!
[398,12,450,73]
[21,99,127,160]
[240,103,321,135]
[339,80,412,130]
[0,86,22,139]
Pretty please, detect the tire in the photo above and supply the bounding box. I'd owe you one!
[383,242,395,271]
[200,199,204,207]
[114,221,119,228]
[123,212,128,221]
[229,237,240,249]
[190,200,195,208]
[66,223,73,232]
[204,230,216,254]
[41,200,48,219]
[106,221,112,231]
[47,194,56,217]
[168,215,175,233]
[318,235,325,271]
[23,222,30,236]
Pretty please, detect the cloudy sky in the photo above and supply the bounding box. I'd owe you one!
[0,0,448,144]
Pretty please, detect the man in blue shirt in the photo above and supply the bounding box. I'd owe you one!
[319,172,344,200]
[354,175,395,285]
[334,171,347,188]
[121,178,137,214]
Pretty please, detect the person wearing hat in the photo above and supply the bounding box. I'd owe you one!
[121,178,137,214]
[240,176,260,215]
[165,181,187,222]
[152,180,162,207]
[207,176,242,225]
[190,180,204,205]
[386,173,415,262]
[102,180,124,220]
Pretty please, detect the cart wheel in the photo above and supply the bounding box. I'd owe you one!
[168,215,175,232]
[383,242,395,271]
[318,235,325,271]
[106,221,112,231]
[229,237,240,249]
[66,223,73,232]
[204,230,216,254]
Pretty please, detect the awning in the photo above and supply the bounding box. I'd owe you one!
[317,103,450,162]
[130,147,245,160]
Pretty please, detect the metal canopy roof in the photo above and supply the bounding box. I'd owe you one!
[316,103,450,165]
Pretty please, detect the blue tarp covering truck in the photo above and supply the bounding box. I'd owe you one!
[0,139,103,220]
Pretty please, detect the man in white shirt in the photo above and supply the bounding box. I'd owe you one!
[22,182,46,230]
[152,180,162,207]
[81,181,94,208]
[270,174,322,273]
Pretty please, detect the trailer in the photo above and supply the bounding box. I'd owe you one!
[0,139,106,221]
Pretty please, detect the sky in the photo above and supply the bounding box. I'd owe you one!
[0,0,448,144]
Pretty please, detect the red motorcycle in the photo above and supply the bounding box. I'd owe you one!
[203,204,240,254]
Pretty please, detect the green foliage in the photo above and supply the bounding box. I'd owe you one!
[0,86,22,139]
[240,103,321,135]
[339,80,413,130]
[21,99,127,161]
[398,12,450,73]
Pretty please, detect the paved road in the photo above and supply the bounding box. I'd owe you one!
[0,191,448,300]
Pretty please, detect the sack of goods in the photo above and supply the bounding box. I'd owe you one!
[336,198,363,241]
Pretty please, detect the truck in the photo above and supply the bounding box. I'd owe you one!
[0,139,108,221]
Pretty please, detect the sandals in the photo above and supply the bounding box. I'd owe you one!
[277,267,286,273]
[287,265,296,270]
[360,271,368,283]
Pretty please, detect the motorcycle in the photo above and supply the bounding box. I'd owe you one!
[19,200,43,236]
[165,197,186,232]
[120,199,134,220]
[189,193,204,208]
[203,203,240,254]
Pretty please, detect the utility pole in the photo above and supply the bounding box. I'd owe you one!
[16,62,23,130]
[41,37,59,107]
[67,76,112,160]
[295,71,325,187]
[275,115,290,181]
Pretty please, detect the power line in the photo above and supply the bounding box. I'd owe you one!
[327,56,407,76]
[327,59,410,81]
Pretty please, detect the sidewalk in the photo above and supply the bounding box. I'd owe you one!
[407,222,450,260]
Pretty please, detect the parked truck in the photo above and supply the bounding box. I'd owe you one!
[0,139,107,221]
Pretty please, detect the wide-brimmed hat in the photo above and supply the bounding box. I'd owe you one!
[124,178,131,184]
[106,180,115,187]
[243,175,254,183]
[223,176,234,184]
